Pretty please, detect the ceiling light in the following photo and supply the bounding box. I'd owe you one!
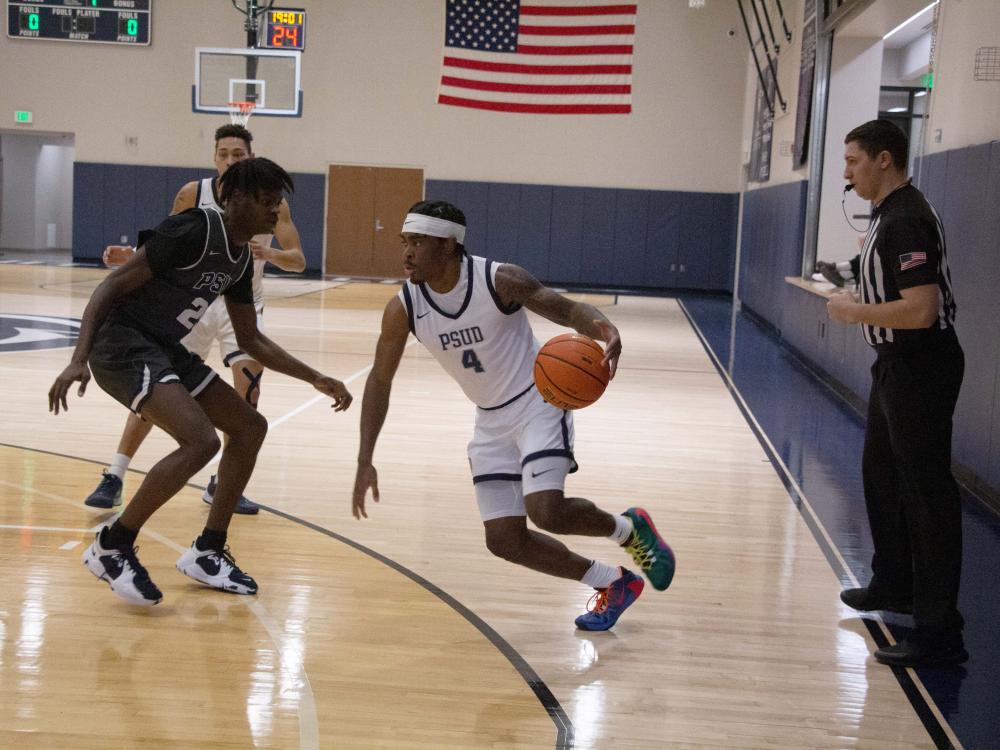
[883,1,938,41]
[887,107,907,112]
[914,90,927,97]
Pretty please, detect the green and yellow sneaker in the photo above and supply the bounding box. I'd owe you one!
[623,507,675,591]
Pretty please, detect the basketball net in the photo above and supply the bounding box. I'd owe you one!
[227,101,256,127]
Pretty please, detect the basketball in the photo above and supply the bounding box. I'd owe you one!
[534,334,611,410]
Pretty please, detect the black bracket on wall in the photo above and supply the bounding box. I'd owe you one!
[738,0,789,116]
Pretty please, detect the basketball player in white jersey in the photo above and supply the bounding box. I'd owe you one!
[352,201,675,631]
[85,125,305,514]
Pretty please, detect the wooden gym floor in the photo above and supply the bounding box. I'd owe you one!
[0,264,942,748]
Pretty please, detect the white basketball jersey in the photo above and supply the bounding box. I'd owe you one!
[399,255,540,409]
[197,177,268,305]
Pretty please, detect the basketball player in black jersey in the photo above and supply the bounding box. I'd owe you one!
[48,158,353,606]
[85,124,307,515]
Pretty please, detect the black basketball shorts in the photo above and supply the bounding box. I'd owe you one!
[89,320,219,414]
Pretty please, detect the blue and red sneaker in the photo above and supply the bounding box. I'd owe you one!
[623,507,675,591]
[574,568,644,631]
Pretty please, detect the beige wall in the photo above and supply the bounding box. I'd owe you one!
[926,0,1000,154]
[0,0,748,192]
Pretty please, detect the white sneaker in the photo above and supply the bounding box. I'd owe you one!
[176,543,258,595]
[83,530,162,606]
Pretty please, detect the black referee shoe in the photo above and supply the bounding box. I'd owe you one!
[840,587,912,615]
[874,638,968,668]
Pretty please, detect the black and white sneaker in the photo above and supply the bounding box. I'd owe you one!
[84,471,123,509]
[176,543,258,595]
[83,531,162,606]
[202,474,260,515]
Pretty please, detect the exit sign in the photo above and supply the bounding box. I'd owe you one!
[15,110,33,124]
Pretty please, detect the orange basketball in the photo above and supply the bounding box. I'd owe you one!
[533,333,611,410]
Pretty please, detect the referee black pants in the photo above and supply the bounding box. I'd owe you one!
[862,330,965,642]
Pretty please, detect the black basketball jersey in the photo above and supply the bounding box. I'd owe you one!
[108,207,253,345]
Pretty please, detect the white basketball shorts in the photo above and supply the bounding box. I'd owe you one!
[180,297,265,367]
[468,387,577,521]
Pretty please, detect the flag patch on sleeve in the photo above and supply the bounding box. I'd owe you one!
[899,251,927,271]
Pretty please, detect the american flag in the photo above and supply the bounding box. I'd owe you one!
[899,251,928,271]
[438,0,637,115]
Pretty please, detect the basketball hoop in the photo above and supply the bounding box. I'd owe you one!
[227,101,256,127]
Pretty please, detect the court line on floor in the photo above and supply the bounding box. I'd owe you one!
[262,504,575,750]
[677,299,962,750]
[137,526,320,750]
[206,340,419,466]
[0,476,321,750]
[0,523,99,534]
[0,448,575,750]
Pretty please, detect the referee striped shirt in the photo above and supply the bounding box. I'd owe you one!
[858,182,957,348]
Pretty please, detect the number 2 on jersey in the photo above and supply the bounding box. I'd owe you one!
[462,349,485,373]
[176,297,210,330]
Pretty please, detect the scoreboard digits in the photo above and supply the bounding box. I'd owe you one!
[7,1,151,45]
[259,8,305,51]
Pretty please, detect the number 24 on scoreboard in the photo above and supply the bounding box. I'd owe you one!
[262,9,305,51]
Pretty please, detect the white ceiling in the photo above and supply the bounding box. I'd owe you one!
[881,2,937,49]
[837,0,936,48]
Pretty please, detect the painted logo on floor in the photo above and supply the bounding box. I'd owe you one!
[0,314,80,353]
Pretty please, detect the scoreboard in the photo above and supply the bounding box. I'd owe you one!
[7,0,151,46]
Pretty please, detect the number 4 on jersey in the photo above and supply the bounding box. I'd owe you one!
[462,349,485,373]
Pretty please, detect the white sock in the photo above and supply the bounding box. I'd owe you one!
[107,453,131,480]
[581,560,621,589]
[609,513,634,545]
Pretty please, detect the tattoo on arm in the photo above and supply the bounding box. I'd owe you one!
[495,264,575,325]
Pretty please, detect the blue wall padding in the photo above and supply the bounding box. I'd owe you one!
[612,189,649,287]
[287,172,324,272]
[72,162,106,258]
[741,143,1000,501]
[988,142,1000,494]
[578,188,618,286]
[426,179,737,291]
[76,168,742,292]
[645,190,681,288]
[485,182,521,266]
[547,186,586,284]
[738,179,808,324]
[73,163,323,272]
[518,184,553,277]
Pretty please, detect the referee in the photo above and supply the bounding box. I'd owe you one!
[827,119,966,668]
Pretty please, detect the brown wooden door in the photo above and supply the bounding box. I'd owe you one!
[325,165,375,277]
[325,165,423,278]
[371,167,425,278]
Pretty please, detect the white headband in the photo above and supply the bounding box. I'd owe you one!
[401,213,466,244]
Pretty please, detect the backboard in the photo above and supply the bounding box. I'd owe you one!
[193,47,302,117]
